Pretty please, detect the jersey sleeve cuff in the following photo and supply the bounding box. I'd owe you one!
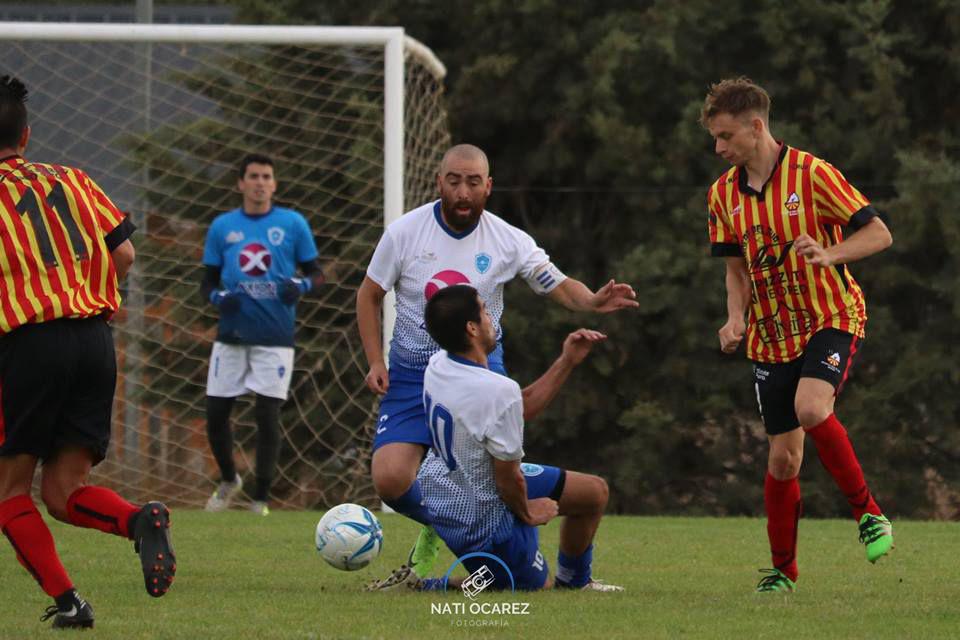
[848,205,881,231]
[710,242,742,257]
[104,217,136,251]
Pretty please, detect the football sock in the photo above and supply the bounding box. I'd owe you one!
[765,473,801,582]
[555,544,593,588]
[382,480,432,526]
[206,395,237,483]
[66,486,139,539]
[253,394,282,502]
[420,578,445,591]
[0,494,73,597]
[805,414,881,521]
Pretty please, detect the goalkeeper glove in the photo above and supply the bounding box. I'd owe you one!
[278,277,311,305]
[209,289,242,314]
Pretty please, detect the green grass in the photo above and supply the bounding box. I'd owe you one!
[1,512,957,639]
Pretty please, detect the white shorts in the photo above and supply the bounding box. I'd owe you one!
[206,342,295,400]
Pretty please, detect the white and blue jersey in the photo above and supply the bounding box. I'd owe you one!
[418,351,561,590]
[366,200,565,369]
[368,201,564,451]
[418,351,524,555]
[203,206,318,347]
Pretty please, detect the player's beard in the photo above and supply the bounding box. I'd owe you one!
[440,196,483,232]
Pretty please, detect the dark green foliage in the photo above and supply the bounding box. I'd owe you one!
[224,0,959,517]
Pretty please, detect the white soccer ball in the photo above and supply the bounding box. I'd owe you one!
[314,503,384,571]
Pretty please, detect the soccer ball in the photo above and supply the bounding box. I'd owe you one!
[314,503,384,571]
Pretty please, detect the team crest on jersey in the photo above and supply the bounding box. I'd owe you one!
[278,365,286,379]
[785,192,801,215]
[475,253,492,274]
[225,231,244,243]
[239,242,272,276]
[267,227,285,246]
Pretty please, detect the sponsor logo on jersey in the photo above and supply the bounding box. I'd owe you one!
[239,242,272,276]
[475,253,492,274]
[424,269,471,300]
[268,226,285,246]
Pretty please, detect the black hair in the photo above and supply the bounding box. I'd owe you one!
[238,153,274,178]
[0,75,28,149]
[424,285,481,354]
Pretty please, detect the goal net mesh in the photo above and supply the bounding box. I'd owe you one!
[0,34,449,509]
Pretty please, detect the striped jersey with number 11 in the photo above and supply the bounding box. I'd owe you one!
[0,154,133,335]
[707,144,881,364]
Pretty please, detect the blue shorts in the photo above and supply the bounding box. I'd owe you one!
[459,462,565,592]
[373,345,505,452]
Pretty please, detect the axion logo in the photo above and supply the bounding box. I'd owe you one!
[424,269,471,300]
[239,243,272,276]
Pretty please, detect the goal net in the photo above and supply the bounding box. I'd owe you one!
[0,24,450,510]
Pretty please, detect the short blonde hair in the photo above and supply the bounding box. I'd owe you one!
[700,77,771,127]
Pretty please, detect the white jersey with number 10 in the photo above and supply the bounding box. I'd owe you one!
[417,350,525,554]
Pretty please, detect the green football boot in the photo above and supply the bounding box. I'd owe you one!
[408,526,442,579]
[859,513,893,563]
[755,568,796,593]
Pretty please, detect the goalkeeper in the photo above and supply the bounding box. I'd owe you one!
[200,154,324,516]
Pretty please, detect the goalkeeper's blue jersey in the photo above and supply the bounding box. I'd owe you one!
[202,206,317,346]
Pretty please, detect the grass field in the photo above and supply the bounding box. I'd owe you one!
[0,511,956,639]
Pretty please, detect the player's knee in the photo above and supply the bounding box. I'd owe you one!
[38,487,69,522]
[768,450,802,480]
[592,476,609,511]
[372,468,415,501]
[795,399,831,429]
[579,474,608,512]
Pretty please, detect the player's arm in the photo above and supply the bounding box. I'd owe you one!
[547,277,638,313]
[719,257,750,354]
[521,328,606,421]
[110,239,135,280]
[493,459,558,526]
[793,216,892,267]
[356,276,389,394]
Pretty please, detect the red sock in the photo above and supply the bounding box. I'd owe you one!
[0,494,73,598]
[765,473,801,582]
[804,414,881,521]
[66,486,139,539]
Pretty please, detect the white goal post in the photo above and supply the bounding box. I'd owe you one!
[0,23,449,509]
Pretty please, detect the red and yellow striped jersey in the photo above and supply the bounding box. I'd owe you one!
[0,154,134,335]
[707,145,878,363]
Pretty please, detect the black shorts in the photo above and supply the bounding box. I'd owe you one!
[0,316,116,463]
[751,328,862,436]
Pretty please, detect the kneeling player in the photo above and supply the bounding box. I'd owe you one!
[371,285,622,592]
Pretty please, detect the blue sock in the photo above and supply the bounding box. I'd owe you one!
[383,480,432,526]
[555,544,593,588]
[420,578,446,591]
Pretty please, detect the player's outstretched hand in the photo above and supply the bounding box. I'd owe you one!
[793,233,833,267]
[527,497,559,526]
[365,362,390,395]
[718,316,745,354]
[561,328,607,366]
[210,289,242,315]
[590,279,639,313]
